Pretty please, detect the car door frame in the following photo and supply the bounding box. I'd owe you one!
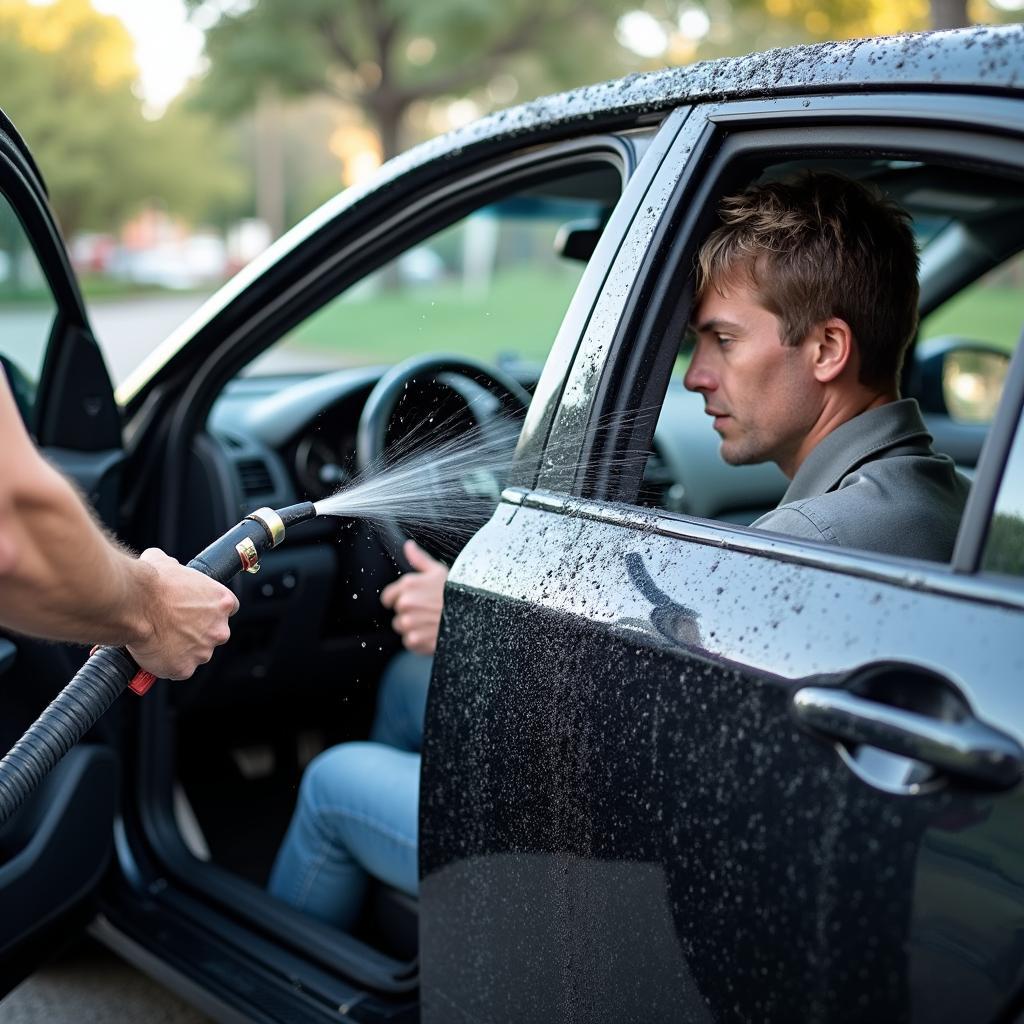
[87,127,662,1021]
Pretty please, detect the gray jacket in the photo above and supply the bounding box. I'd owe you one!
[754,399,969,562]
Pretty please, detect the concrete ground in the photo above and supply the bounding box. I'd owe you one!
[87,292,213,386]
[86,289,335,386]
[0,938,211,1023]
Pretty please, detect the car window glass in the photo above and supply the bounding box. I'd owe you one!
[248,169,618,376]
[0,193,57,427]
[920,250,1023,357]
[981,409,1024,578]
[918,250,1022,422]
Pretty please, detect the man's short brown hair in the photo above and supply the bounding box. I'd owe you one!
[696,172,920,389]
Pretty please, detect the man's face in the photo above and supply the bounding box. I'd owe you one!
[683,275,818,474]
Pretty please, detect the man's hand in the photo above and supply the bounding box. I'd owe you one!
[126,548,239,681]
[0,370,238,670]
[380,541,448,656]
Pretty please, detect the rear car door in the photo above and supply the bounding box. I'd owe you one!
[421,92,1024,1022]
[0,112,123,993]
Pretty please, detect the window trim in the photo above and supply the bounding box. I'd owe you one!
[0,142,90,436]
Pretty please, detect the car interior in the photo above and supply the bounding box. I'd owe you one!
[146,143,1022,986]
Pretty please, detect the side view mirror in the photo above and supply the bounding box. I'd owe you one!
[554,219,603,263]
[911,336,1012,424]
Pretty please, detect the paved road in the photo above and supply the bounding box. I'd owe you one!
[87,292,214,386]
[85,290,337,385]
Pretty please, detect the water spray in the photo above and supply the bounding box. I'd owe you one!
[0,401,659,825]
[0,419,523,826]
[0,502,317,826]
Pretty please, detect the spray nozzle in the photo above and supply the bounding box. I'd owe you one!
[127,500,318,695]
[244,502,317,551]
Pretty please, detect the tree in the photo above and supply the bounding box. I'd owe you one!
[697,0,1016,55]
[0,0,243,238]
[930,0,969,28]
[185,0,640,162]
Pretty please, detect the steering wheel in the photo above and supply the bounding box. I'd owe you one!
[354,353,532,565]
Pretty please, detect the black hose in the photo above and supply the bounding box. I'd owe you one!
[0,502,317,826]
[0,646,136,824]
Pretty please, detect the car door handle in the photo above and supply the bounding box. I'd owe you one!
[792,686,1024,788]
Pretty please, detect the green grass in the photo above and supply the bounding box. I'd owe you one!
[78,276,209,302]
[0,277,208,305]
[983,513,1024,577]
[920,285,1022,352]
[281,264,585,366]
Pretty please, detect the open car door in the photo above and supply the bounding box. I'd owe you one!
[0,110,123,994]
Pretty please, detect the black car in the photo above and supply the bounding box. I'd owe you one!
[2,23,1024,1024]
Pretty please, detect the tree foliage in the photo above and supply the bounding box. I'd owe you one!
[695,0,1016,57]
[185,0,640,158]
[0,0,243,237]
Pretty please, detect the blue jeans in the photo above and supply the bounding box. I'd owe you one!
[369,650,430,753]
[267,652,431,929]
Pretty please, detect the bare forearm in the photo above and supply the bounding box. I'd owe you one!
[0,461,154,646]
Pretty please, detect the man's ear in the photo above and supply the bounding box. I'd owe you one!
[810,317,854,384]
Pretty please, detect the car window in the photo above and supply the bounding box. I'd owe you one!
[0,192,58,427]
[627,155,1024,569]
[981,407,1024,579]
[918,250,1023,423]
[249,167,619,376]
[920,250,1023,358]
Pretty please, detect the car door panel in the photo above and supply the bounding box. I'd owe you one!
[422,495,1024,1023]
[37,322,125,525]
[0,747,117,950]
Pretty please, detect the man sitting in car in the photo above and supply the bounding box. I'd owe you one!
[267,170,969,931]
[685,170,968,559]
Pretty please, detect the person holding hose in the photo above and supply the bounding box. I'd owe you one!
[0,368,239,681]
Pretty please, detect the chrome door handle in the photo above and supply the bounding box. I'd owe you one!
[792,686,1024,788]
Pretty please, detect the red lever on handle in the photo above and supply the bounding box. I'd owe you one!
[129,671,157,695]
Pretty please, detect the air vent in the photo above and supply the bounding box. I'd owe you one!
[237,458,273,496]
